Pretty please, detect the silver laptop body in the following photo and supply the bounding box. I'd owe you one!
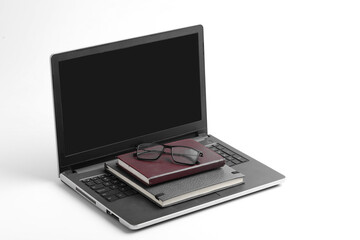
[51,25,285,230]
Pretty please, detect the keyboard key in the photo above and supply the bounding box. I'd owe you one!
[222,148,234,155]
[220,152,229,158]
[124,190,137,196]
[116,193,127,199]
[106,195,119,202]
[232,159,241,165]
[226,156,235,161]
[216,145,225,150]
[119,186,130,192]
[233,154,242,160]
[225,160,235,166]
[96,187,111,194]
[102,177,110,182]
[85,181,95,186]
[104,182,112,187]
[241,158,249,162]
[101,189,120,197]
[94,179,102,184]
[233,154,249,162]
[110,185,119,189]
[119,182,127,187]
[91,184,104,190]
[92,177,99,180]
[111,180,120,184]
[215,150,222,154]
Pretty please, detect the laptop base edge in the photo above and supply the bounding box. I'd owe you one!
[133,178,284,229]
[60,172,284,230]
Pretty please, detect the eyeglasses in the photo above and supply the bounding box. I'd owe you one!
[133,143,203,165]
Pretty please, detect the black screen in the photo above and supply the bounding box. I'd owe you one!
[59,34,201,156]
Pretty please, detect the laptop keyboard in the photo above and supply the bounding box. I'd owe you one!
[81,173,137,202]
[208,143,249,166]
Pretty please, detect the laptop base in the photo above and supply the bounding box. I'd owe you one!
[60,135,285,230]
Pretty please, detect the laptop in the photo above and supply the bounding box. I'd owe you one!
[51,25,285,230]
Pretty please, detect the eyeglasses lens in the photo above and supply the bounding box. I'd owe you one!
[137,143,164,160]
[172,147,199,165]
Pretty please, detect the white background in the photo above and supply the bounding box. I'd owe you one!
[1,0,359,239]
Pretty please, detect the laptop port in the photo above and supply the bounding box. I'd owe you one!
[106,210,119,221]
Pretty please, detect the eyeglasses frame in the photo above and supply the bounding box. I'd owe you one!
[133,143,203,165]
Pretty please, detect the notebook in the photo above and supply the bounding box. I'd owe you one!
[117,138,225,185]
[106,162,244,207]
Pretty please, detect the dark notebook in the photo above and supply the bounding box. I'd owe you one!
[106,162,244,208]
[117,139,225,186]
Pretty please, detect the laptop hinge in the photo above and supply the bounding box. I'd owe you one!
[193,132,209,143]
[61,169,75,176]
[62,162,109,175]
[75,161,112,174]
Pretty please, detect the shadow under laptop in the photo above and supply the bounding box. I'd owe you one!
[56,179,283,232]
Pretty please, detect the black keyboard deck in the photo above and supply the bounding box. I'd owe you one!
[208,143,249,166]
[82,173,137,202]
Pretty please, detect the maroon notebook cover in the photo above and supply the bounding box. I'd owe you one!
[117,138,225,186]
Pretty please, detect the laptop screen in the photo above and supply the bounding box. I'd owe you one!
[58,33,202,157]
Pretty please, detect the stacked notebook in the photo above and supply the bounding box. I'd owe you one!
[106,139,245,207]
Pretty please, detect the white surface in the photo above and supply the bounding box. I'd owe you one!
[0,0,359,239]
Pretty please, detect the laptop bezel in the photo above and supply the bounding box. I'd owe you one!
[51,25,207,174]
